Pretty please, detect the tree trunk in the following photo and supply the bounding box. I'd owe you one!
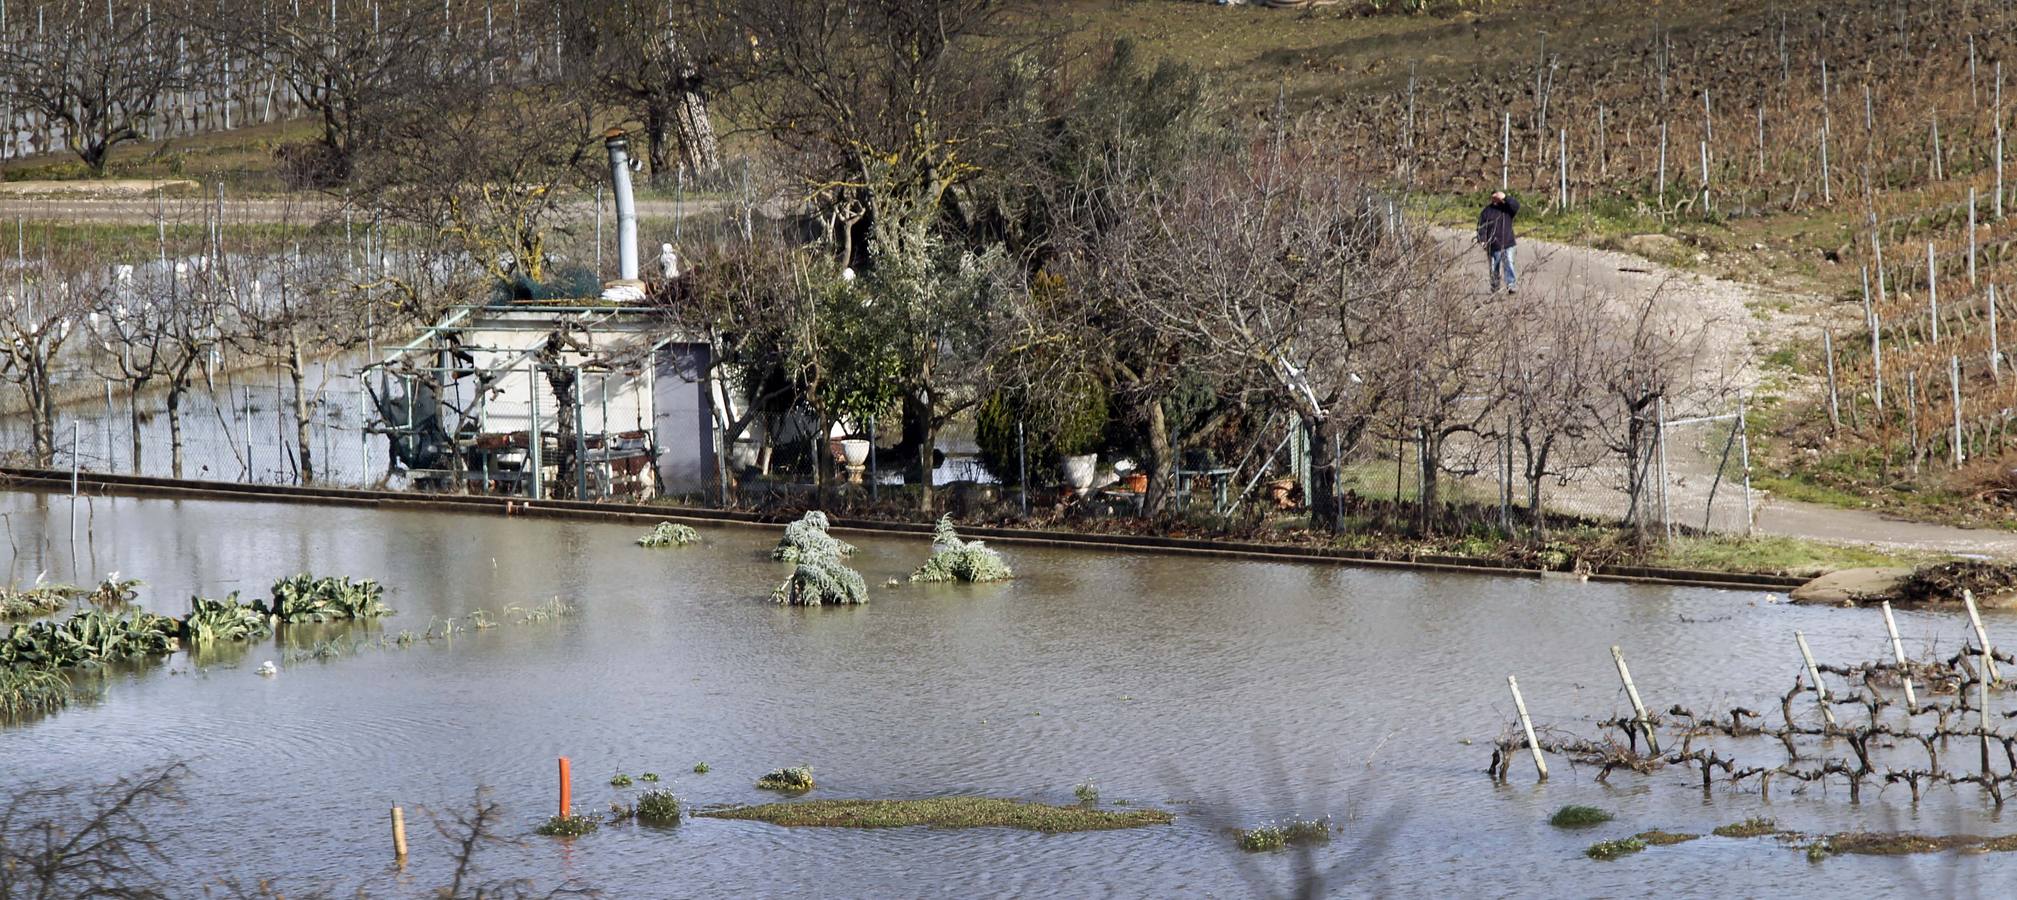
[1143,399,1176,516]
[1419,428,1446,534]
[289,339,314,484]
[167,385,186,479]
[1308,417,1340,532]
[1524,438,1550,541]
[669,81,719,175]
[909,386,935,514]
[643,100,673,182]
[128,385,145,474]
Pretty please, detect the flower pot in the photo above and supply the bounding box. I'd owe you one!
[839,438,872,468]
[1123,472,1149,493]
[1061,453,1099,492]
[1267,478,1297,509]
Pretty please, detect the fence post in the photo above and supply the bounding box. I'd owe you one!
[1823,329,1841,433]
[1795,631,1838,729]
[1950,355,1964,468]
[1507,675,1548,781]
[1881,601,1918,712]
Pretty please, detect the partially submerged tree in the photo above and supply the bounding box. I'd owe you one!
[0,247,96,465]
[0,4,188,174]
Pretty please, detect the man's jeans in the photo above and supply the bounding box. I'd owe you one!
[1489,245,1517,293]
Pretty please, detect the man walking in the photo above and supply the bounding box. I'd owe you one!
[1476,191,1520,293]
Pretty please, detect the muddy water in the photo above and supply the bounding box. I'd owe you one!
[0,491,2011,897]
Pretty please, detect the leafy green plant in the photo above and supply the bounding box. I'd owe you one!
[773,556,870,606]
[0,581,77,620]
[1549,805,1614,828]
[610,773,633,787]
[1074,783,1099,804]
[771,511,856,563]
[1586,837,1647,860]
[83,575,141,609]
[258,575,391,623]
[693,762,710,774]
[755,766,815,793]
[180,594,273,644]
[635,790,681,825]
[910,516,1014,584]
[636,521,701,547]
[534,813,600,837]
[1235,817,1332,852]
[640,772,660,783]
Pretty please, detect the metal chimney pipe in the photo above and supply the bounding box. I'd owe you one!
[603,129,639,281]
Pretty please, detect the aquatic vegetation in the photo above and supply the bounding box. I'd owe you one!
[534,813,600,837]
[1235,817,1332,852]
[640,772,660,783]
[771,511,856,563]
[700,797,1173,832]
[1548,805,1614,829]
[910,516,1013,584]
[0,583,73,620]
[1585,837,1647,860]
[693,762,710,774]
[180,594,272,644]
[756,766,816,793]
[1,609,180,672]
[83,575,141,609]
[0,666,69,718]
[1713,817,1778,838]
[1074,783,1099,804]
[637,521,701,547]
[1635,830,1700,846]
[635,790,681,825]
[259,575,391,623]
[610,773,633,787]
[772,556,869,606]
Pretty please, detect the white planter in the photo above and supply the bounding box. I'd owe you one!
[839,438,872,468]
[1061,453,1099,491]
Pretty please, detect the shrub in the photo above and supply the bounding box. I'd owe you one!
[635,790,681,825]
[911,516,1014,584]
[755,766,815,793]
[84,575,141,609]
[640,772,660,783]
[636,522,701,547]
[1586,837,1647,860]
[974,376,1111,484]
[1549,805,1614,828]
[610,773,633,787]
[1074,783,1100,804]
[0,583,76,620]
[534,813,600,837]
[693,762,710,774]
[771,511,856,563]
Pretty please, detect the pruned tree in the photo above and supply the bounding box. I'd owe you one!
[0,243,96,465]
[0,2,189,174]
[1591,285,1724,536]
[0,762,182,899]
[564,0,729,180]
[225,242,374,485]
[1499,285,1611,539]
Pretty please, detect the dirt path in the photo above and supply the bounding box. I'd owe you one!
[1438,225,2017,558]
[0,193,726,224]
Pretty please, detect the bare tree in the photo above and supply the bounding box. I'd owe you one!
[1592,286,1723,536]
[225,246,371,485]
[0,3,188,174]
[1500,286,1610,538]
[0,242,99,465]
[565,1,728,180]
[0,762,182,899]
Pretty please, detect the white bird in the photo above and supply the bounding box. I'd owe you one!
[659,243,680,279]
[256,660,278,677]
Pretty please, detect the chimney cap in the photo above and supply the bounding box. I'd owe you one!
[603,127,629,144]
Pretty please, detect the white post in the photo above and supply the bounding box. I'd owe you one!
[69,420,79,496]
[1993,284,2003,379]
[1823,329,1840,430]
[1866,266,1884,410]
[1970,187,1979,286]
[1655,395,1672,540]
[529,364,544,499]
[1737,394,1753,535]
[1557,128,1568,209]
[1611,646,1660,753]
[1795,631,1838,728]
[1699,140,1710,213]
[1501,111,1510,191]
[1966,589,2000,684]
[1820,126,1831,204]
[1881,601,1918,712]
[1929,241,1941,343]
[1951,354,1964,468]
[358,378,369,483]
[1507,675,1548,781]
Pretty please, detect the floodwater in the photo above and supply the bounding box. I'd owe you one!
[0,490,2013,897]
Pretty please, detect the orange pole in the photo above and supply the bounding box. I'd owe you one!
[557,756,572,817]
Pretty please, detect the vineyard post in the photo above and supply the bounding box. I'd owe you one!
[1699,140,1710,215]
[1823,329,1841,433]
[1611,646,1661,754]
[1881,601,1918,712]
[1873,226,1887,304]
[1796,631,1838,729]
[1970,187,1979,286]
[1508,675,1548,781]
[1865,266,1885,410]
[1658,120,1668,201]
[1950,354,1963,468]
[1907,373,1920,474]
[1756,103,1765,178]
[1820,127,1831,204]
[1502,111,1510,190]
[1737,393,1753,535]
[1932,115,1945,181]
[1971,34,1981,108]
[1991,284,2002,380]
[1929,241,1940,343]
[1598,104,1608,177]
[1965,589,2001,684]
[1557,129,1568,210]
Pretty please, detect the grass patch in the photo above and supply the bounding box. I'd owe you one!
[1822,832,1978,856]
[755,766,815,793]
[1548,805,1614,829]
[534,813,600,837]
[1649,535,1932,577]
[1586,837,1647,860]
[609,773,633,787]
[1713,817,1779,838]
[1073,783,1099,804]
[1235,817,1332,852]
[700,797,1172,832]
[1635,830,1701,846]
[693,762,710,774]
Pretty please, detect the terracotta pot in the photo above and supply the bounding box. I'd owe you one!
[1123,472,1149,493]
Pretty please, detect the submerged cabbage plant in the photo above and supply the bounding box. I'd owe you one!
[910,516,1013,584]
[637,521,702,548]
[773,555,870,606]
[181,594,274,644]
[258,575,391,623]
[771,511,856,563]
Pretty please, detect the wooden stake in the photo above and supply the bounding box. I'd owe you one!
[557,756,572,816]
[1982,648,1994,776]
[1508,675,1548,780]
[1950,354,1964,468]
[1966,589,2000,684]
[1881,601,1918,712]
[391,806,409,865]
[1611,646,1660,753]
[1795,631,1837,728]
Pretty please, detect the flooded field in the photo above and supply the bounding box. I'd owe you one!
[0,489,2011,896]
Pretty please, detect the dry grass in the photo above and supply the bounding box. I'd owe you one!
[699,797,1172,833]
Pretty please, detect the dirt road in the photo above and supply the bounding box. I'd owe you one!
[0,193,726,225]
